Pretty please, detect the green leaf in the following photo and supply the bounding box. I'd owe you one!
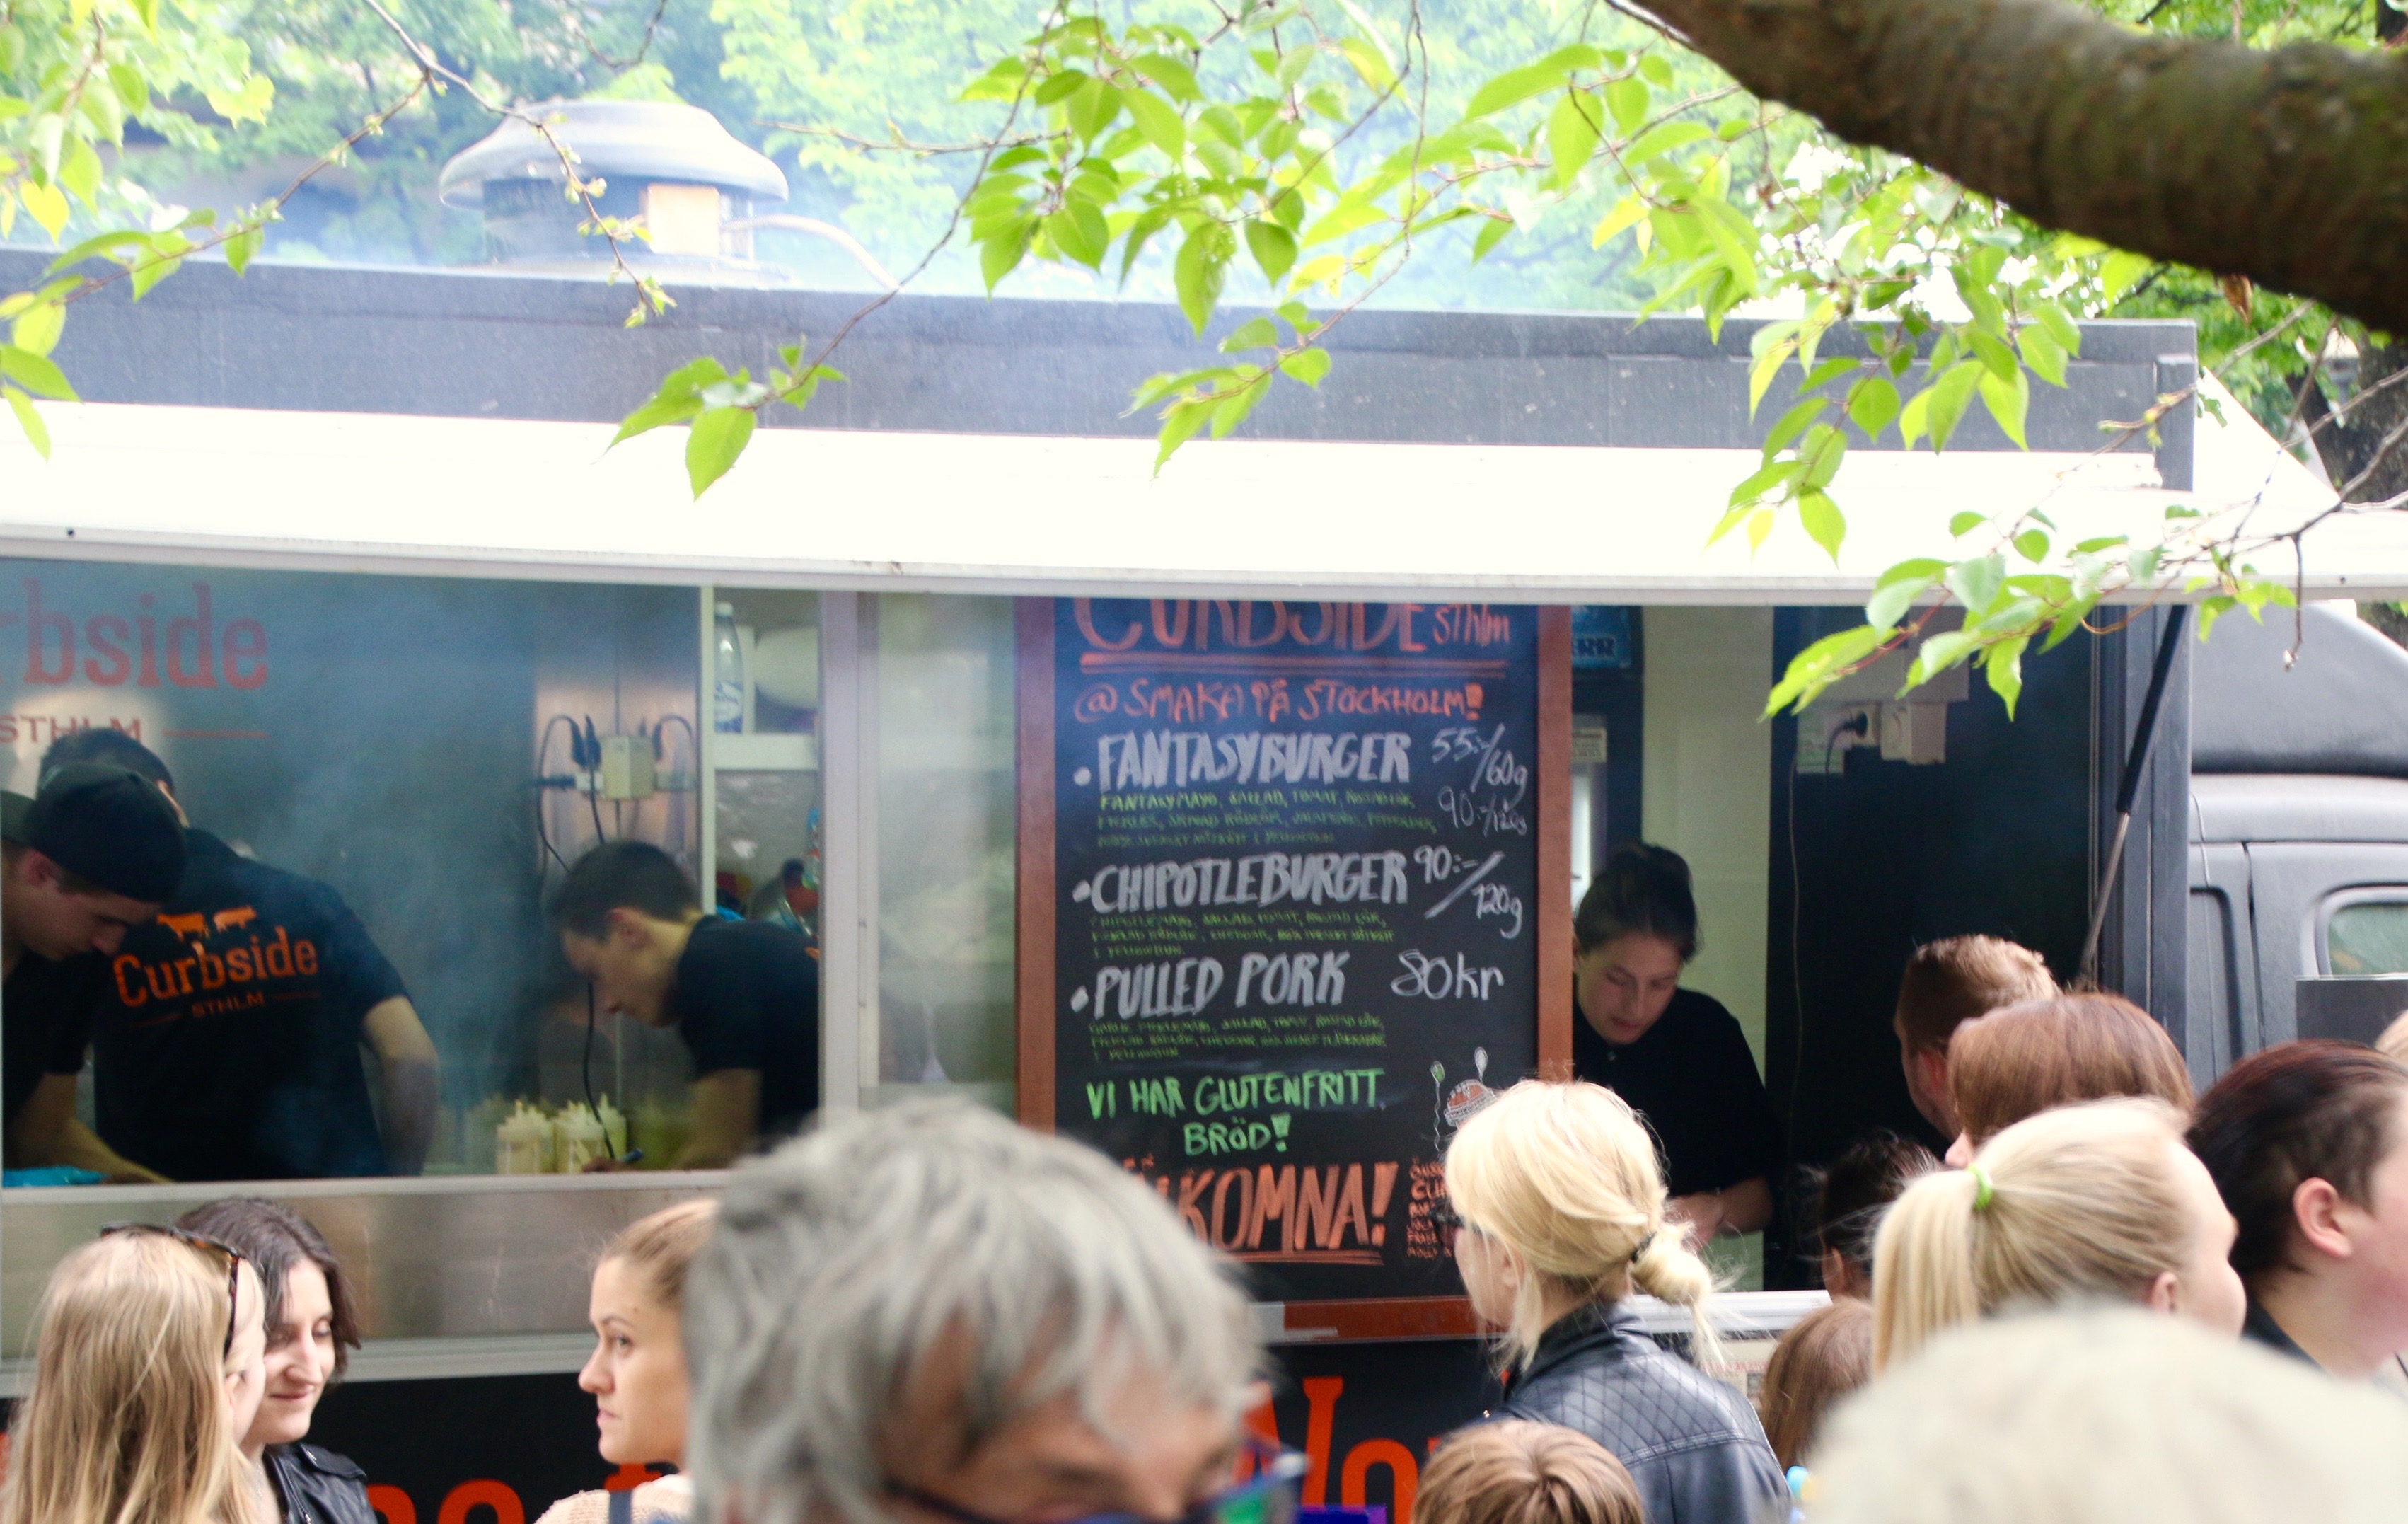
[1220,316,1280,352]
[1067,79,1123,142]
[1591,195,1647,248]
[1174,222,1232,335]
[1282,347,1332,388]
[1471,217,1514,262]
[1604,76,1649,133]
[610,357,727,446]
[1123,88,1186,157]
[1766,624,1883,717]
[685,405,756,498]
[1799,488,1845,562]
[1761,396,1824,458]
[980,220,1034,291]
[1043,204,1109,269]
[1548,93,1602,189]
[2129,544,2164,586]
[1948,510,1986,537]
[1724,459,1797,511]
[1131,53,1202,103]
[5,386,51,460]
[2018,323,2068,388]
[1968,328,2018,382]
[1867,560,1946,632]
[1923,360,1984,451]
[1637,52,1676,86]
[127,233,191,300]
[1906,630,1979,688]
[1748,335,1796,417]
[1984,635,2028,717]
[1338,37,1396,93]
[1210,376,1266,439]
[1466,45,1602,118]
[2033,299,2083,357]
[1245,221,1297,285]
[1623,120,1711,166]
[108,63,149,115]
[204,73,275,125]
[2100,249,2151,304]
[1979,366,2030,449]
[0,345,75,401]
[21,181,69,240]
[1847,376,1901,439]
[1154,397,1212,473]
[1946,552,2007,616]
[2013,528,2050,564]
[1797,424,1846,492]
[11,300,65,358]
[224,223,265,277]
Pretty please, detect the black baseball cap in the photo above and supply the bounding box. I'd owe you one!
[3,764,186,904]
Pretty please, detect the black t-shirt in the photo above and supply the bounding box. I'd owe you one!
[673,916,821,1149]
[3,949,103,1133]
[1571,986,1782,1198]
[91,830,410,1181]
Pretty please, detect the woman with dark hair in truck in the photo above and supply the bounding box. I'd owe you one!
[2188,1041,2408,1380]
[1568,841,1781,1245]
[177,1198,374,1524]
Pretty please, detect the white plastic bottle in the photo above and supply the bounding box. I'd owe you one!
[714,601,745,733]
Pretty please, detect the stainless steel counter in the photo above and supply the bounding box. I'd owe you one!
[1,1172,722,1368]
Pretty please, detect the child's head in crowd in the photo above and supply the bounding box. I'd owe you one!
[1814,1131,1938,1299]
[1419,1421,1645,1524]
[1759,1297,1873,1472]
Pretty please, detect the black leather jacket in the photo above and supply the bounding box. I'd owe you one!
[1493,1304,1785,1524]
[264,1442,378,1524]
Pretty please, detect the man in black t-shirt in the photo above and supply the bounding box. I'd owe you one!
[552,841,820,1167]
[43,732,441,1180]
[1,763,185,1180]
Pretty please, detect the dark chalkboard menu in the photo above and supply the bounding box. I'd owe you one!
[1017,599,1571,1318]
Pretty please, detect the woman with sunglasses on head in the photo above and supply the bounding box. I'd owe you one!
[1445,1079,1784,1524]
[179,1199,375,1524]
[539,1199,719,1524]
[2,1225,271,1524]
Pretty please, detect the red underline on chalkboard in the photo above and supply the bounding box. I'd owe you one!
[163,729,270,739]
[1079,652,1510,676]
[1227,1250,1386,1265]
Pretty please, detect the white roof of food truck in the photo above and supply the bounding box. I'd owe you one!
[0,376,2361,603]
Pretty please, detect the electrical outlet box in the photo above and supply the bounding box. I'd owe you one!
[599,734,657,800]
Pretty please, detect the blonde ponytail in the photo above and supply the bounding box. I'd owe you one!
[1871,1096,2191,1371]
[1445,1080,1726,1370]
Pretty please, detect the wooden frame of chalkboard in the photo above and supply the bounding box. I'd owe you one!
[1017,598,1570,1338]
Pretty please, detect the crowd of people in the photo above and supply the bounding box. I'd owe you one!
[13,836,2408,1524]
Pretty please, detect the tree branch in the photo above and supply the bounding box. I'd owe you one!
[1638,0,2408,332]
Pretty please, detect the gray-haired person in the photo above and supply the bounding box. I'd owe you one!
[684,1101,1303,1524]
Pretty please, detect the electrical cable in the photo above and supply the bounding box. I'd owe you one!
[582,979,601,1120]
[535,715,577,877]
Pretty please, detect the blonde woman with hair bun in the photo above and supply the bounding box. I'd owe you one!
[1445,1080,1783,1524]
[1872,1096,2245,1370]
[1,1228,272,1524]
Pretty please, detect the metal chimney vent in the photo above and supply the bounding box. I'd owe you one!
[437,100,789,272]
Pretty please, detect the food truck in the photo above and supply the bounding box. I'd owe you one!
[0,208,2378,1518]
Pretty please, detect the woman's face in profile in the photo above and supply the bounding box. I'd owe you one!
[1575,933,1685,1046]
[224,1261,268,1442]
[579,1256,690,1467]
